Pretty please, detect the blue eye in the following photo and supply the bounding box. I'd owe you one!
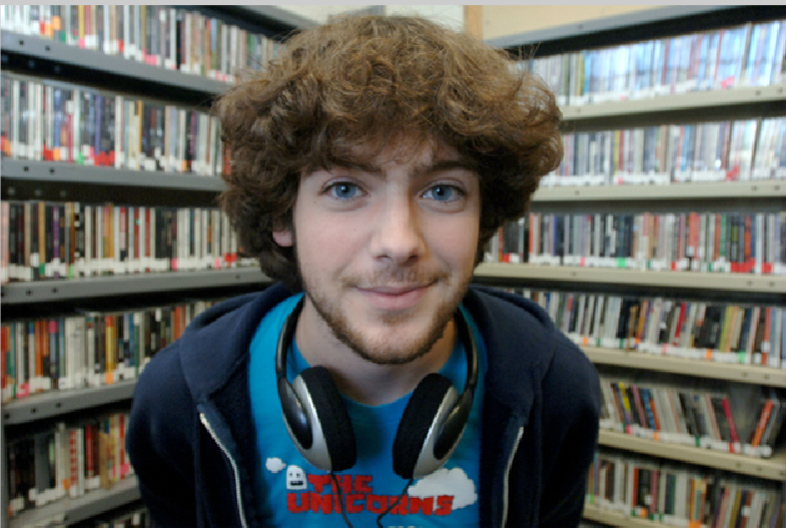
[425,185,462,202]
[328,182,360,199]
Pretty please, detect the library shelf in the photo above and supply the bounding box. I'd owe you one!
[8,476,140,528]
[533,179,786,204]
[483,4,786,524]
[2,159,225,193]
[584,347,786,389]
[0,30,229,97]
[209,5,317,32]
[474,263,786,295]
[598,430,786,481]
[484,6,730,50]
[561,84,786,122]
[3,381,137,426]
[1,6,310,527]
[1,268,272,305]
[582,503,662,528]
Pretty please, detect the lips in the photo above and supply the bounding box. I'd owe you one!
[363,284,428,295]
[357,283,431,311]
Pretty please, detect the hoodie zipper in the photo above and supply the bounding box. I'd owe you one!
[200,412,249,528]
[500,426,525,527]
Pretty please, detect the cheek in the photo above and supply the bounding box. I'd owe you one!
[427,218,480,264]
[294,213,364,262]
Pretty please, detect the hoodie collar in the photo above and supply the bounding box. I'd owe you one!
[178,283,294,402]
[463,285,557,411]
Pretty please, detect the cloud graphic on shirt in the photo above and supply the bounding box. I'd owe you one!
[266,457,286,474]
[408,467,478,510]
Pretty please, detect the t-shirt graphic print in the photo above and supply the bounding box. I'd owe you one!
[268,460,478,521]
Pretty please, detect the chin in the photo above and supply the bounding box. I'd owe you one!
[343,318,451,366]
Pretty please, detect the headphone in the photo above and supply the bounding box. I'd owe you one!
[276,297,478,480]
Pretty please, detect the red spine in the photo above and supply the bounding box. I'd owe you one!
[750,399,774,447]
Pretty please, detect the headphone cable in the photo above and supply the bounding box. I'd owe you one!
[329,472,415,528]
[376,478,414,528]
[330,472,354,528]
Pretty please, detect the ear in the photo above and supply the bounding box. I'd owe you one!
[273,228,293,247]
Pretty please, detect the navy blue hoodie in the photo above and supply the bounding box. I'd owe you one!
[127,283,601,527]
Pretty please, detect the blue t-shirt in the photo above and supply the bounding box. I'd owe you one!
[248,294,487,527]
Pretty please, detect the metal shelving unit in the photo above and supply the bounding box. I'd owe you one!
[483,5,786,524]
[1,159,226,192]
[1,267,270,305]
[485,6,729,50]
[1,6,307,527]
[598,430,786,482]
[8,476,140,528]
[211,5,317,32]
[1,30,229,96]
[533,178,786,203]
[475,263,786,295]
[560,84,786,122]
[583,503,662,528]
[3,381,137,426]
[584,347,786,389]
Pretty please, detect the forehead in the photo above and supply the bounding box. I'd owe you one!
[334,136,475,174]
[361,137,457,162]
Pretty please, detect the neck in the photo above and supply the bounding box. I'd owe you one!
[294,305,457,406]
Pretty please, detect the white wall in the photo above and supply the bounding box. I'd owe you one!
[481,5,668,40]
[276,5,464,32]
[274,5,370,25]
[385,5,464,32]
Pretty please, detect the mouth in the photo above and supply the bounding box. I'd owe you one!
[356,283,433,311]
[361,284,430,295]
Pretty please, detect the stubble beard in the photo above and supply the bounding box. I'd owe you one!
[302,267,473,366]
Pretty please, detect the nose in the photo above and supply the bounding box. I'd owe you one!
[369,195,426,265]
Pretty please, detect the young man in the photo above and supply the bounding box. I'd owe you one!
[127,15,601,528]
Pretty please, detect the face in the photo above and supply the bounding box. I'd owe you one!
[286,465,307,490]
[273,139,481,365]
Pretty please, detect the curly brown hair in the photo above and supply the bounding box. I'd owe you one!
[213,15,562,290]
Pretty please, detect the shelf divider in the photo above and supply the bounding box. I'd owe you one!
[8,476,140,528]
[3,381,137,426]
[561,84,786,121]
[598,430,786,481]
[582,503,661,528]
[1,268,271,305]
[1,31,229,96]
[584,347,786,388]
[474,263,786,294]
[1,159,225,192]
[533,179,786,203]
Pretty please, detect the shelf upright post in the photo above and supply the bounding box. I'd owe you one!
[1,411,7,528]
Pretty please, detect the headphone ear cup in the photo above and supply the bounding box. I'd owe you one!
[392,373,456,480]
[296,367,357,472]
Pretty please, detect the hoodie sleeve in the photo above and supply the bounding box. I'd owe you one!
[126,343,198,527]
[537,332,602,527]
